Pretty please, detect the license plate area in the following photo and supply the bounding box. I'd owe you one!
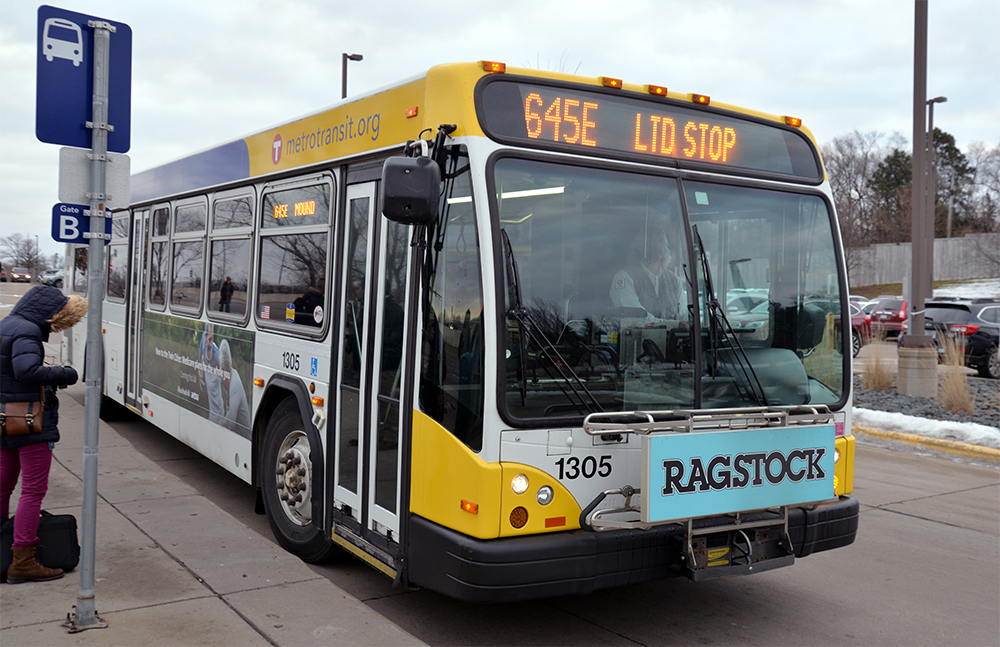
[641,424,835,524]
[684,524,795,580]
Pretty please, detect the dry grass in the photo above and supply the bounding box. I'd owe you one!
[938,335,974,414]
[803,312,843,390]
[862,329,895,390]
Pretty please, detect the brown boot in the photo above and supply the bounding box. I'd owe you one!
[6,545,64,583]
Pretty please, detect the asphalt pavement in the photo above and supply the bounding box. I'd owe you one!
[0,382,425,647]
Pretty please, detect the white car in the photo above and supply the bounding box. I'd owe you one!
[40,269,65,288]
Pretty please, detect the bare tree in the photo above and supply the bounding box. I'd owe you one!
[0,233,42,270]
[820,131,905,282]
[966,140,1000,234]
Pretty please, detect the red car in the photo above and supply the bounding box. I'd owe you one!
[871,298,907,338]
[849,302,872,357]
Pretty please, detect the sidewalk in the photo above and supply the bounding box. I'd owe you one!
[0,383,425,646]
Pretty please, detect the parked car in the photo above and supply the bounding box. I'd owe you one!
[848,294,868,305]
[904,298,1000,379]
[849,302,872,357]
[725,289,769,317]
[40,269,65,288]
[870,298,907,338]
[860,300,880,316]
[0,264,6,282]
[10,267,31,283]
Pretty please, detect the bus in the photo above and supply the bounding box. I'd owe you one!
[66,61,858,602]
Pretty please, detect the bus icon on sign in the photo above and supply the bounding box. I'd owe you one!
[43,18,83,66]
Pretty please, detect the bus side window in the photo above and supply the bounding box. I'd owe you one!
[418,147,485,452]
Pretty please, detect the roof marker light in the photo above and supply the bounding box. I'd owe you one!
[691,93,711,106]
[646,84,668,97]
[784,116,803,127]
[601,76,623,89]
[481,60,506,74]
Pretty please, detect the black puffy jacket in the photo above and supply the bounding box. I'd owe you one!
[1,285,79,448]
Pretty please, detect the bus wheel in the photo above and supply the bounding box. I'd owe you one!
[261,398,338,563]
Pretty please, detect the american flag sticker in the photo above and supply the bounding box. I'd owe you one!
[261,305,270,318]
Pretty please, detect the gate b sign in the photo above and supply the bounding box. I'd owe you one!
[52,203,112,245]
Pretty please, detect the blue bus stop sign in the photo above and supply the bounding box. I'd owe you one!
[36,5,131,152]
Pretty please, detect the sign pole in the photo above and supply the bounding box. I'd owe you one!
[68,18,114,633]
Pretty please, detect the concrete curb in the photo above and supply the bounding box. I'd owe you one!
[853,425,1000,463]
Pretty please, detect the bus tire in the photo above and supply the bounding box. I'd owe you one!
[99,394,125,421]
[260,398,338,563]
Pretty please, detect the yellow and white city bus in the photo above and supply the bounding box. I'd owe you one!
[72,61,858,602]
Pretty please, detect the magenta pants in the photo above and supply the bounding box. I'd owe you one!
[0,442,54,547]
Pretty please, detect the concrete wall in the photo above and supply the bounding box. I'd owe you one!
[848,233,1000,288]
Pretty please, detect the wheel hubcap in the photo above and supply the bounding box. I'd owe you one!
[274,431,311,526]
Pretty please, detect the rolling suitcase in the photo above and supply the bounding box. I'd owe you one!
[1,510,80,582]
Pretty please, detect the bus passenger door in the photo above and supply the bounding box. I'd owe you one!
[333,181,408,543]
[125,208,148,411]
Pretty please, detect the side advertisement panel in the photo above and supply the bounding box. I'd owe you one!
[142,312,255,439]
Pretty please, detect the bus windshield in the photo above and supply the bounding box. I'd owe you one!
[494,157,846,422]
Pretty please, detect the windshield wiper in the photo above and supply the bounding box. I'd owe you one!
[694,226,769,407]
[501,229,604,415]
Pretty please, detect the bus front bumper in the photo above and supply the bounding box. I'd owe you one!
[408,494,859,603]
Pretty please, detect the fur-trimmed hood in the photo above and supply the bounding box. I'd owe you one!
[7,285,68,340]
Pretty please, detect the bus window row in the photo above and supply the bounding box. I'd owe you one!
[96,178,334,336]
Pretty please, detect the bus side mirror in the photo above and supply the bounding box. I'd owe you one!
[381,156,440,225]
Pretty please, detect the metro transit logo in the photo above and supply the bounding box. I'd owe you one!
[272,134,282,165]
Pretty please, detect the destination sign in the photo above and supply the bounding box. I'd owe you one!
[272,200,317,219]
[262,185,330,229]
[478,79,820,181]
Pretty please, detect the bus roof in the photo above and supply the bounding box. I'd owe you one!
[131,62,822,205]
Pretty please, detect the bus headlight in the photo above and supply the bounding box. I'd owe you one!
[536,485,554,505]
[511,474,529,494]
[834,448,841,463]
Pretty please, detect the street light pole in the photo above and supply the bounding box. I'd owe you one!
[897,0,938,398]
[926,96,947,244]
[342,53,363,99]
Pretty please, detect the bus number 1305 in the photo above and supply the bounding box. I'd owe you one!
[556,455,612,480]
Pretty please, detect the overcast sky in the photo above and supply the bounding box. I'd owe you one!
[2,0,997,259]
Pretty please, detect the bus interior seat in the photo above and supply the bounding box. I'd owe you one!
[713,347,810,405]
[797,303,827,350]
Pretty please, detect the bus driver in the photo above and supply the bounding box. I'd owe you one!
[610,225,686,325]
